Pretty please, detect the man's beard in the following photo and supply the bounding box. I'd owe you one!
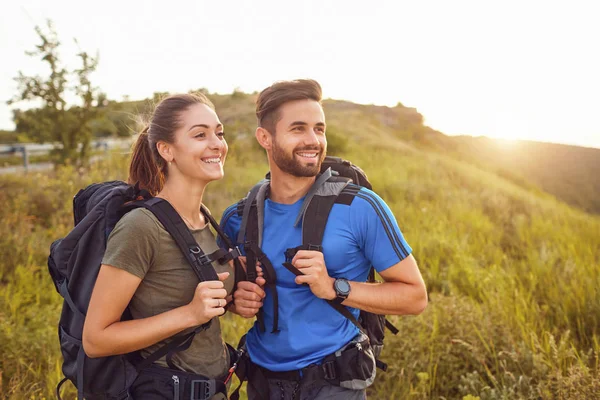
[272,139,326,178]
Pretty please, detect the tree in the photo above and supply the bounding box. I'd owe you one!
[8,20,100,165]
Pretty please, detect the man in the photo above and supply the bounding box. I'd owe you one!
[221,79,427,400]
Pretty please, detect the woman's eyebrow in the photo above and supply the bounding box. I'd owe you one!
[188,123,223,131]
[188,124,210,131]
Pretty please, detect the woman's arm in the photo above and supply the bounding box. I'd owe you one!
[82,264,229,358]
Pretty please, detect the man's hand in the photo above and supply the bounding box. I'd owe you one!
[229,256,267,318]
[292,250,336,300]
[231,280,266,318]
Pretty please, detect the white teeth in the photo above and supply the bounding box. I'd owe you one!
[202,157,221,164]
[297,152,317,158]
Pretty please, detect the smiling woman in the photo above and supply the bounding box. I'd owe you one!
[82,92,238,400]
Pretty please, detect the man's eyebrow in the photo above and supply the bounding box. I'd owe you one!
[288,121,325,127]
[289,121,308,127]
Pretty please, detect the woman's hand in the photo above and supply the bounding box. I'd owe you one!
[186,272,230,325]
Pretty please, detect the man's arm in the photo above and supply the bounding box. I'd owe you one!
[293,251,427,315]
[293,187,427,315]
[343,254,427,315]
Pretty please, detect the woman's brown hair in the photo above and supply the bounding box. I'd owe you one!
[128,93,214,195]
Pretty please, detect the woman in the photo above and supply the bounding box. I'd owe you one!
[83,93,234,400]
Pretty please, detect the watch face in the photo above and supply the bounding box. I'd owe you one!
[335,279,351,295]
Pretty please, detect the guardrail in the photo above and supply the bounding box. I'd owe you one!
[0,139,133,172]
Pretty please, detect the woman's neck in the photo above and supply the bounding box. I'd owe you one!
[156,175,207,228]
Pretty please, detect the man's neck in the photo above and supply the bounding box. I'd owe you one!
[268,168,316,205]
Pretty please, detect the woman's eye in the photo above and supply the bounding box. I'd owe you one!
[194,132,206,138]
[217,131,225,138]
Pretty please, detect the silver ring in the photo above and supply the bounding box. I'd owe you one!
[218,299,223,307]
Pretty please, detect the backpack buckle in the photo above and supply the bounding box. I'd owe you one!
[190,379,212,400]
[322,361,337,380]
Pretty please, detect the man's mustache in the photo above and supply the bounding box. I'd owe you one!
[294,146,322,152]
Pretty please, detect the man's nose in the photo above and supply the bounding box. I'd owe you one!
[304,129,320,147]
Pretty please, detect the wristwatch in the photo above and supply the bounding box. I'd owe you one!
[332,278,351,304]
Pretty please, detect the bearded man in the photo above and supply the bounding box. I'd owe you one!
[221,79,427,400]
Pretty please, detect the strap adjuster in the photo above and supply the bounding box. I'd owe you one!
[216,246,242,264]
[229,246,242,259]
[307,244,322,252]
[284,248,297,262]
[190,247,212,266]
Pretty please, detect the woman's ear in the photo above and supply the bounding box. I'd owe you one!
[156,141,173,163]
[255,127,272,150]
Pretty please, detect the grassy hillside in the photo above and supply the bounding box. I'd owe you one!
[1,117,599,398]
[4,91,599,216]
[444,136,600,215]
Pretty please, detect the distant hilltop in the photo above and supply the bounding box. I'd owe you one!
[2,90,599,215]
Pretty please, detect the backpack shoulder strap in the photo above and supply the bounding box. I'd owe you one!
[280,174,367,333]
[201,204,246,288]
[237,181,267,245]
[201,204,241,262]
[238,181,280,333]
[293,168,333,228]
[143,197,219,282]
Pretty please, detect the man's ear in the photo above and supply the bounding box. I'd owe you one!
[255,127,272,150]
[156,141,173,163]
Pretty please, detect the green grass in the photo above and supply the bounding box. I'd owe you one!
[1,134,599,399]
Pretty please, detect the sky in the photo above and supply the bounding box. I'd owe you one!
[1,0,599,148]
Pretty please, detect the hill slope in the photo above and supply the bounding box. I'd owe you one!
[4,90,598,215]
[1,107,599,398]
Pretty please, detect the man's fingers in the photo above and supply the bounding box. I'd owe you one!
[235,298,263,309]
[291,250,322,263]
[293,259,314,269]
[295,274,314,285]
[237,308,260,318]
[255,277,267,288]
[234,289,263,302]
[236,281,266,298]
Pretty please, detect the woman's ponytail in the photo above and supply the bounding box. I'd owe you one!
[128,127,164,196]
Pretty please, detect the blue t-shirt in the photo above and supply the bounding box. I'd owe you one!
[220,186,412,371]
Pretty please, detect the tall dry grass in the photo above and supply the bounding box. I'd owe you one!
[0,140,598,399]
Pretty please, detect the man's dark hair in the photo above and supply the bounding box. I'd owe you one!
[256,79,322,134]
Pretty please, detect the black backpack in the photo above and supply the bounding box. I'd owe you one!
[48,181,241,400]
[237,156,399,370]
